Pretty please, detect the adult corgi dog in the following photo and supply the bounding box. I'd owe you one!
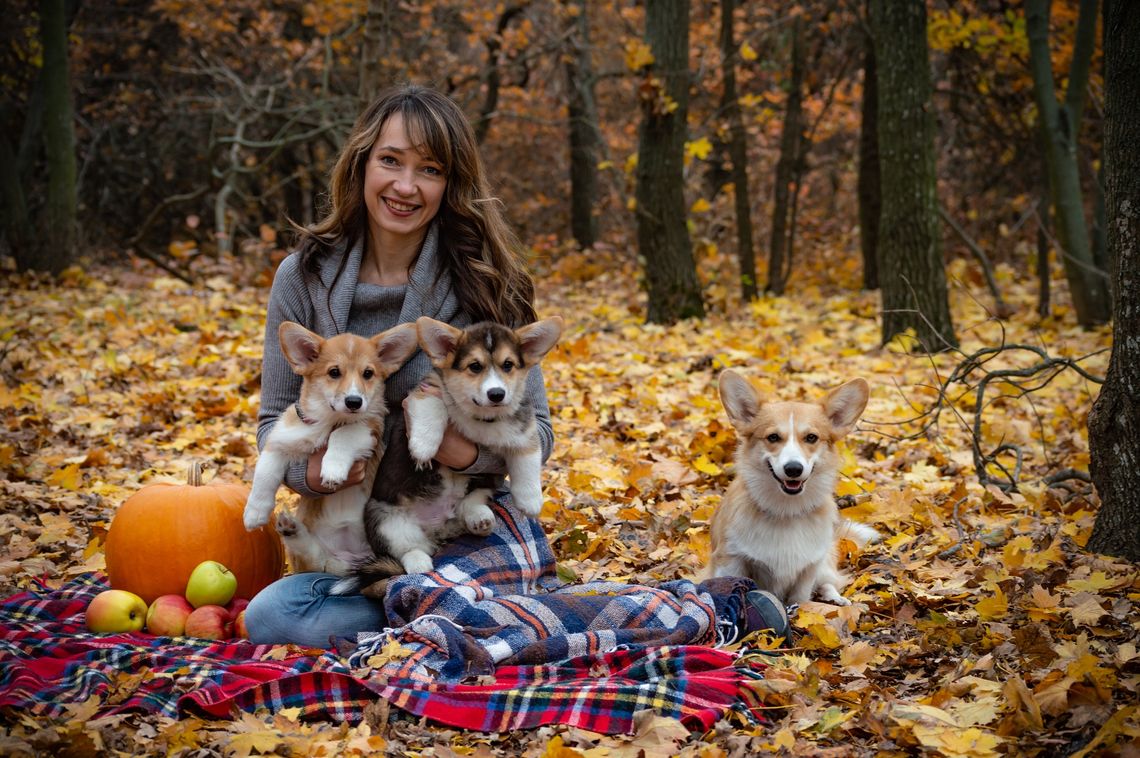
[332,316,562,598]
[707,370,880,606]
[242,321,418,576]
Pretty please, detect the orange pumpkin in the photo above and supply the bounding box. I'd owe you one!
[105,461,285,604]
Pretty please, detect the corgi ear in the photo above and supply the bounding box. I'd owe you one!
[516,316,563,365]
[278,321,324,372]
[416,317,463,364]
[372,322,419,375]
[823,378,869,437]
[718,369,761,428]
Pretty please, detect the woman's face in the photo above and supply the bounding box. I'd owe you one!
[363,113,447,253]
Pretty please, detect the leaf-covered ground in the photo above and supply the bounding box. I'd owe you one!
[1,251,1137,756]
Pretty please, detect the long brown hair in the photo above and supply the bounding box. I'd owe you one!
[295,85,536,326]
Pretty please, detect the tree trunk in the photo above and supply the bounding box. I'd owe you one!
[1088,0,1140,562]
[1026,0,1111,326]
[767,15,804,296]
[38,0,78,274]
[719,0,756,301]
[565,0,600,250]
[359,0,389,106]
[0,103,34,268]
[872,0,956,351]
[636,0,704,324]
[857,1,880,290]
[475,4,526,146]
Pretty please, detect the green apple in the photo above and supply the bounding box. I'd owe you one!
[145,594,194,636]
[86,589,148,633]
[184,560,238,608]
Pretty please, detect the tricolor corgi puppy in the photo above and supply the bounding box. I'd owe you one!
[707,370,879,606]
[332,316,562,598]
[242,321,418,576]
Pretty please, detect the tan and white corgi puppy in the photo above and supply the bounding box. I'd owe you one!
[707,370,880,606]
[332,316,562,598]
[242,321,418,576]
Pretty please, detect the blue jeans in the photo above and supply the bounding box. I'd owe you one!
[245,572,387,647]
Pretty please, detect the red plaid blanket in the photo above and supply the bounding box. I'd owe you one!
[0,574,766,733]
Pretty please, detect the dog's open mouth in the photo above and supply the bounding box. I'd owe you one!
[767,461,805,495]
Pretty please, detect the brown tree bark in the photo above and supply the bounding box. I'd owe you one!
[635,0,703,324]
[359,0,390,106]
[719,0,756,301]
[767,15,804,296]
[565,0,600,250]
[1088,0,1140,562]
[871,0,957,351]
[1026,0,1111,326]
[857,2,880,291]
[38,0,78,274]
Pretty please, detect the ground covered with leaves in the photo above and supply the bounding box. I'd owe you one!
[0,251,1136,756]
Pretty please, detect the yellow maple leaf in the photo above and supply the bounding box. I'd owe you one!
[912,724,1003,757]
[693,454,721,475]
[624,39,655,71]
[839,640,877,674]
[975,588,1008,620]
[686,137,713,160]
[1064,570,1128,593]
[740,42,758,61]
[365,637,414,669]
[46,462,82,491]
[690,198,712,214]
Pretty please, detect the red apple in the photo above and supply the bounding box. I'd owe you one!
[145,594,194,636]
[224,597,250,620]
[184,604,233,640]
[86,589,148,633]
[233,609,250,639]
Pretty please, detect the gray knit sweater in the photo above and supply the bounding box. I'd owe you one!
[257,221,554,498]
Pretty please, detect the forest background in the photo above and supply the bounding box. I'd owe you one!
[1,0,1138,755]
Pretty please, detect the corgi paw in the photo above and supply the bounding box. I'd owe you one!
[819,586,851,606]
[464,503,495,536]
[407,434,440,469]
[243,501,273,531]
[400,550,434,575]
[274,511,299,538]
[510,490,543,517]
[319,461,351,490]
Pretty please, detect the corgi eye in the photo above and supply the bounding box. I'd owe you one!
[328,367,341,378]
[766,433,780,443]
[363,368,375,380]
[502,360,514,372]
[805,433,818,444]
[468,361,483,374]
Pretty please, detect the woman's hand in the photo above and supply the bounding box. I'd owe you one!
[306,446,367,493]
[403,384,478,470]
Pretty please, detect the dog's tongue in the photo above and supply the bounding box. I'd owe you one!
[784,479,803,491]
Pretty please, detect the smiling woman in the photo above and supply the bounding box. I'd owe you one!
[243,84,786,656]
[361,114,447,285]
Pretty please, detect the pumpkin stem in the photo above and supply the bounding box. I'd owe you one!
[188,460,204,487]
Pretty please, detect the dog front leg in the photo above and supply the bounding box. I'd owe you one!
[456,488,495,536]
[244,449,290,530]
[406,390,448,469]
[506,448,544,516]
[321,423,375,489]
[376,509,436,575]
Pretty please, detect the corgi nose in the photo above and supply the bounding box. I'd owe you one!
[783,462,803,478]
[486,388,506,404]
[344,395,363,411]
